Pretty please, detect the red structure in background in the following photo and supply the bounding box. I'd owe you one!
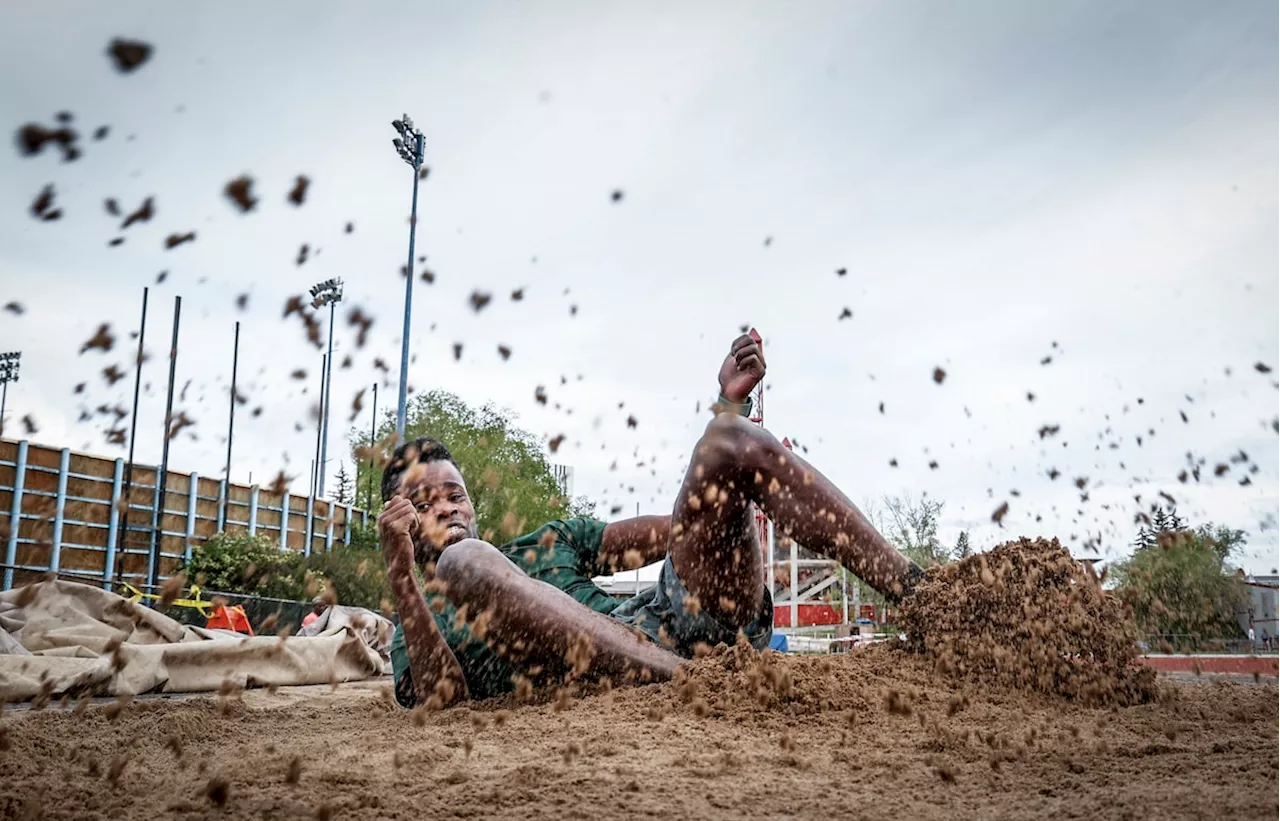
[773,603,843,628]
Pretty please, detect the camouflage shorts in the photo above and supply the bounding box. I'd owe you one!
[609,555,773,657]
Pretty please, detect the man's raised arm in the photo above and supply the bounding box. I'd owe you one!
[380,497,469,708]
[597,329,767,575]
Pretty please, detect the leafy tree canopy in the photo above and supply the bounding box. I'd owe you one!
[1111,520,1248,641]
[351,390,595,545]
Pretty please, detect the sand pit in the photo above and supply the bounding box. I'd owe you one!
[2,539,1274,819]
[2,646,1276,821]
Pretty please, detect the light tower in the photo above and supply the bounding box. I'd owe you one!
[310,277,343,496]
[390,113,426,442]
[0,351,19,438]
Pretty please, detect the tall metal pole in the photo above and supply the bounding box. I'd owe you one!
[367,381,377,509]
[312,353,327,496]
[225,321,239,482]
[115,288,148,588]
[318,301,336,497]
[0,380,7,438]
[148,295,180,591]
[395,131,425,442]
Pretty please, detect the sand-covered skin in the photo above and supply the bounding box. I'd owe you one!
[2,649,1276,821]
[900,537,1157,705]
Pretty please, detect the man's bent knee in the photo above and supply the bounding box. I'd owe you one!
[434,538,503,591]
[697,414,752,468]
[697,413,778,476]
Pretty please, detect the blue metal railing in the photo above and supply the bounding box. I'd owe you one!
[0,438,367,592]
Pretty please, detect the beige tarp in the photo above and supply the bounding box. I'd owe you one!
[0,580,393,702]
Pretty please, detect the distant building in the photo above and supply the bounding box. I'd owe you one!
[1241,574,1278,648]
[551,464,574,498]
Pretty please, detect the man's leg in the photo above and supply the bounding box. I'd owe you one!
[435,539,682,684]
[669,413,919,628]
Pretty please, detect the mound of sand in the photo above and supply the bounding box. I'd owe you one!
[898,537,1157,705]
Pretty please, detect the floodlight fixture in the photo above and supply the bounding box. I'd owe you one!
[388,111,427,440]
[311,278,343,495]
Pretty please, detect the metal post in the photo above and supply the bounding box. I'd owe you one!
[789,530,799,633]
[49,448,70,573]
[842,569,850,625]
[312,355,326,496]
[3,440,29,590]
[0,380,7,438]
[148,295,181,590]
[103,457,124,590]
[279,491,290,550]
[318,302,336,497]
[248,485,260,536]
[767,519,776,600]
[395,132,425,441]
[344,503,353,545]
[115,287,148,588]
[367,381,377,509]
[185,472,199,564]
[304,492,315,557]
[325,502,335,552]
[225,321,239,481]
[216,478,227,532]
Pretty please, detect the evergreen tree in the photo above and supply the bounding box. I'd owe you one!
[953,530,972,560]
[333,462,354,505]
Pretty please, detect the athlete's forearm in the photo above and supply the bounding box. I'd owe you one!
[390,568,469,707]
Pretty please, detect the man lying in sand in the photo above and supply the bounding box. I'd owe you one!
[383,330,925,709]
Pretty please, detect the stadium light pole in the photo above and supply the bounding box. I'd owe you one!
[310,278,343,497]
[366,381,377,510]
[390,113,425,442]
[0,351,19,439]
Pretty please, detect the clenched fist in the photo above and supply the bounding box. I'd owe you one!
[379,497,420,575]
[718,328,766,403]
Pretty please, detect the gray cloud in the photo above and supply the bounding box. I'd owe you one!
[1,0,1275,573]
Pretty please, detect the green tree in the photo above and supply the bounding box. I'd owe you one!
[1134,505,1184,549]
[953,530,972,560]
[881,493,949,568]
[333,462,354,505]
[1111,523,1248,644]
[851,494,949,617]
[351,390,578,545]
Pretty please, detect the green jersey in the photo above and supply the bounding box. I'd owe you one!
[390,518,616,706]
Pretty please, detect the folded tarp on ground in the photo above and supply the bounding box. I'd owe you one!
[0,580,393,702]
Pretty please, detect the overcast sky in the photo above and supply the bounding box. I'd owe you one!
[2,0,1276,576]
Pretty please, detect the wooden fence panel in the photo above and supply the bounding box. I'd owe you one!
[0,438,366,592]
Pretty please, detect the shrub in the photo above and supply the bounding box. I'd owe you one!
[182,532,311,600]
[182,531,391,611]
